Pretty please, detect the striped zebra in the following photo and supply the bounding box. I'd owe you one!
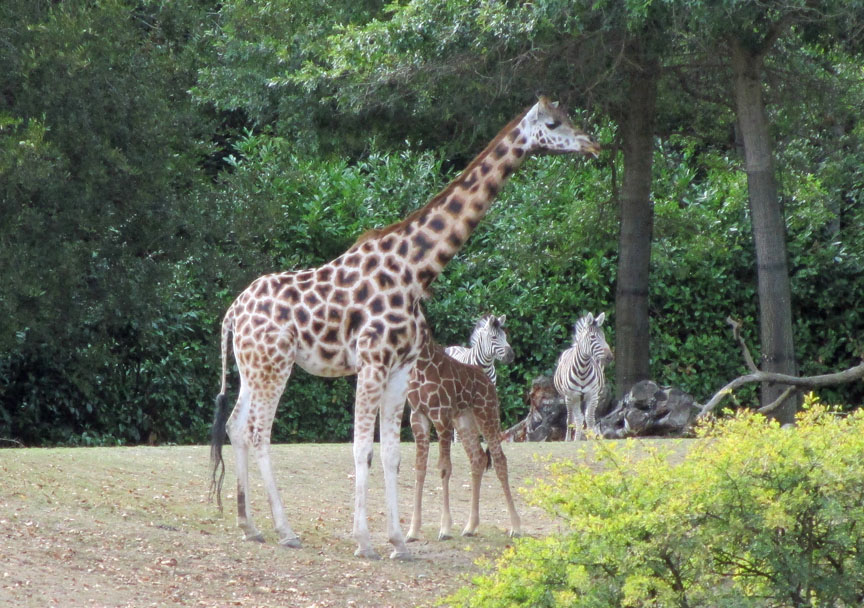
[444,314,514,385]
[553,312,613,441]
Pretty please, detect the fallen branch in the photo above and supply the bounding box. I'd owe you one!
[698,318,864,418]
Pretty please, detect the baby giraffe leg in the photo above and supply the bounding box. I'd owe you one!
[436,426,455,540]
[483,426,521,537]
[456,412,485,537]
[407,410,431,542]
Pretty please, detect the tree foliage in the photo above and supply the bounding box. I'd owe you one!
[446,397,864,607]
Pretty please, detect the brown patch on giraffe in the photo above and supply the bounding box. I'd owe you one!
[276,305,291,322]
[295,308,310,325]
[300,330,314,345]
[345,253,362,267]
[311,320,325,334]
[346,309,365,336]
[502,163,514,178]
[389,293,404,308]
[447,233,463,248]
[461,172,478,189]
[428,216,446,232]
[332,289,347,305]
[484,181,499,197]
[437,250,454,266]
[315,283,332,299]
[363,256,379,273]
[353,281,370,303]
[283,287,300,304]
[319,347,337,360]
[316,267,332,282]
[493,142,509,159]
[513,147,525,158]
[479,162,491,176]
[446,197,464,215]
[380,236,395,252]
[411,233,434,262]
[375,271,395,289]
[323,328,339,343]
[369,296,385,315]
[303,292,320,308]
[336,268,358,287]
[256,300,272,315]
[397,240,409,256]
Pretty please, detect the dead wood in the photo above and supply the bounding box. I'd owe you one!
[698,317,864,418]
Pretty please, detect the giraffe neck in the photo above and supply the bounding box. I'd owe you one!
[356,109,533,290]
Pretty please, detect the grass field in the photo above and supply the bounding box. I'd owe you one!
[0,439,690,607]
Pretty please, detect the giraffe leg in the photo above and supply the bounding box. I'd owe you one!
[226,383,264,542]
[456,412,484,537]
[352,364,385,559]
[380,365,412,560]
[481,422,522,537]
[407,409,431,542]
[436,425,455,540]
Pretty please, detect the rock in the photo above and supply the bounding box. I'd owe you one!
[597,380,699,438]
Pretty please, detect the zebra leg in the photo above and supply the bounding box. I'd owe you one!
[585,391,599,438]
[565,395,577,442]
[574,394,586,441]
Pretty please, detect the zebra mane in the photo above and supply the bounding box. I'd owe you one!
[469,314,494,347]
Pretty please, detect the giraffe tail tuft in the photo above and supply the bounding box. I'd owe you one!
[209,392,231,512]
[484,446,492,471]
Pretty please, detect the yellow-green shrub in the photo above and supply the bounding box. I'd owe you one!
[446,396,864,607]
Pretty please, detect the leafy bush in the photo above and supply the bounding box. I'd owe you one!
[446,396,864,607]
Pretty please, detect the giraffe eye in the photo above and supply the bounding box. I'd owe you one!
[546,120,561,129]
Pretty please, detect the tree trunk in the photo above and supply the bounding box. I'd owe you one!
[614,56,658,398]
[730,41,799,423]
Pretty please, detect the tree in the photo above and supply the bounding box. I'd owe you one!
[674,0,864,421]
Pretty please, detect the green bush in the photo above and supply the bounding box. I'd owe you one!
[446,396,864,607]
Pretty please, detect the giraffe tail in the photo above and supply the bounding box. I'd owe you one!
[209,305,234,512]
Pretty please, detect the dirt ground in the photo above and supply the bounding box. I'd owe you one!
[0,440,685,607]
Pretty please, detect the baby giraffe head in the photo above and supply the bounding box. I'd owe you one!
[522,96,600,157]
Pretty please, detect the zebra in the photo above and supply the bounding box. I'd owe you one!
[444,314,514,385]
[553,312,613,441]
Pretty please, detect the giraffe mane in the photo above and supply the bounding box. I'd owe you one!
[349,104,534,249]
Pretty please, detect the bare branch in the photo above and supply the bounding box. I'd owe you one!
[727,316,758,373]
[699,361,864,418]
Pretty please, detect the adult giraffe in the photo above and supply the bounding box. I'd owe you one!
[210,96,599,560]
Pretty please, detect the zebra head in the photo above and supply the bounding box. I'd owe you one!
[471,314,515,365]
[572,312,613,365]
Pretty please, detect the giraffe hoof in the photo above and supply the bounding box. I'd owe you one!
[354,547,381,560]
[390,549,414,561]
[278,536,302,549]
[461,530,477,538]
[437,533,453,541]
[406,534,420,543]
[244,532,266,543]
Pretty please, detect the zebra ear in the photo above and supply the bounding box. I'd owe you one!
[498,314,507,327]
[595,312,605,326]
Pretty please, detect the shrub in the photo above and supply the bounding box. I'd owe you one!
[445,396,864,607]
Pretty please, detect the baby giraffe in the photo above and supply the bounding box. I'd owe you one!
[405,331,521,541]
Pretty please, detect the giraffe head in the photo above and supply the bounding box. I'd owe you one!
[573,312,613,364]
[522,97,600,157]
[472,314,515,364]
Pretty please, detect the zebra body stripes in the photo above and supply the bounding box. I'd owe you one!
[444,314,514,385]
[553,312,613,441]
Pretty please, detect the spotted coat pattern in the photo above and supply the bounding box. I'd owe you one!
[405,336,521,541]
[210,96,599,560]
